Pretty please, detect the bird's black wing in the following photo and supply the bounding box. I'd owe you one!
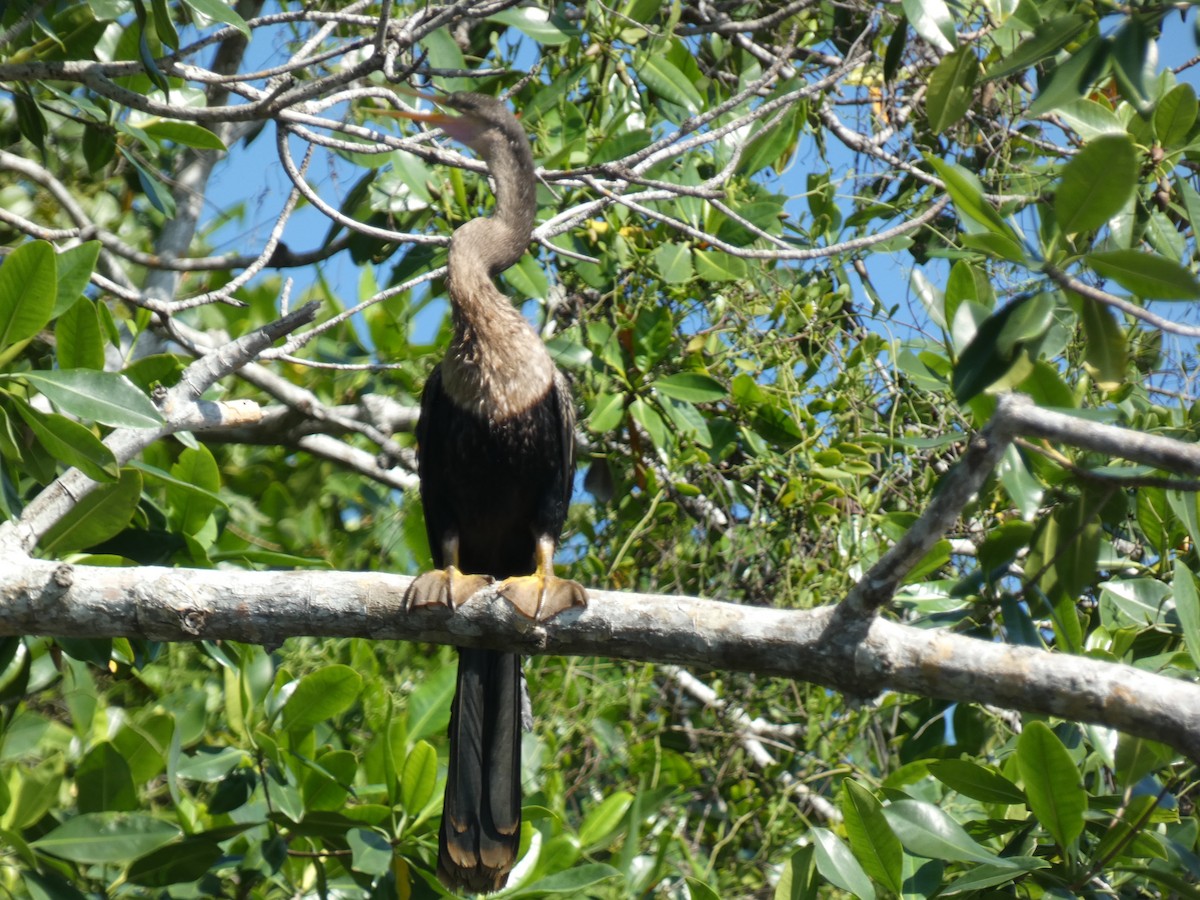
[415,364,451,569]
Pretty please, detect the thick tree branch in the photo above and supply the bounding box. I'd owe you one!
[0,557,1195,762]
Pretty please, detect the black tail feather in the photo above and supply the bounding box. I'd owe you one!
[438,647,522,893]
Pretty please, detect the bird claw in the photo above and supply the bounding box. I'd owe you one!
[497,574,588,622]
[404,567,493,611]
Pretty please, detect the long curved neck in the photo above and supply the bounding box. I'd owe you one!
[442,122,554,420]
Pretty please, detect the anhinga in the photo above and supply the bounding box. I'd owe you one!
[397,92,587,893]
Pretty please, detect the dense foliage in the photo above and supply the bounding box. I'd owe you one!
[2,0,1200,896]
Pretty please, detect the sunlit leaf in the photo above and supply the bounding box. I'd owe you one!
[1054,135,1137,235]
[0,240,56,349]
[1017,721,1086,851]
[33,812,179,864]
[1086,250,1200,299]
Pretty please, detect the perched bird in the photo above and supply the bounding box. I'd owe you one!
[397,92,588,893]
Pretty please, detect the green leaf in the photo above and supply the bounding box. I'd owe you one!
[588,392,626,433]
[884,799,1012,864]
[519,863,621,893]
[1054,135,1137,235]
[14,401,119,483]
[926,49,979,133]
[926,157,1020,247]
[32,812,179,864]
[1028,35,1109,117]
[486,7,581,45]
[1086,250,1200,299]
[56,298,105,371]
[0,240,57,349]
[179,0,251,37]
[995,291,1054,356]
[774,845,817,900]
[15,370,163,428]
[959,231,1027,263]
[653,242,694,284]
[52,241,102,317]
[399,740,437,814]
[126,836,222,887]
[1114,733,1175,785]
[579,791,633,847]
[953,294,1051,403]
[1173,560,1200,670]
[653,372,726,403]
[810,827,875,900]
[38,466,137,552]
[693,249,748,282]
[841,781,903,894]
[927,759,1025,805]
[983,15,1088,81]
[348,828,393,876]
[947,860,1050,892]
[76,742,138,813]
[637,56,703,113]
[1154,83,1198,148]
[1016,721,1086,850]
[142,120,227,150]
[1078,297,1127,390]
[118,146,176,216]
[168,445,221,535]
[629,396,668,449]
[900,0,955,53]
[405,662,454,741]
[281,665,363,731]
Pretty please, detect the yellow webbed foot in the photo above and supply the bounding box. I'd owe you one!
[404,567,493,611]
[497,573,588,622]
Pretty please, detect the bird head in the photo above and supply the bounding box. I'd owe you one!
[392,91,524,161]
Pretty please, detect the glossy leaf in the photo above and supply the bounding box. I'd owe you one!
[76,742,138,813]
[518,863,622,893]
[811,827,876,900]
[1154,83,1198,147]
[0,240,56,349]
[142,120,227,150]
[926,157,1020,249]
[653,372,725,403]
[179,0,250,37]
[1086,250,1200,299]
[637,56,703,113]
[33,812,179,864]
[15,370,163,428]
[901,0,955,52]
[579,791,633,847]
[1078,297,1127,389]
[52,241,102,317]
[1173,560,1200,670]
[653,242,694,284]
[984,16,1088,81]
[1054,135,1137,235]
[13,401,119,483]
[348,828,393,876]
[927,759,1025,805]
[168,445,221,535]
[400,739,437,814]
[926,49,979,133]
[841,780,903,894]
[126,837,222,887]
[487,7,581,45]
[884,799,1012,864]
[1017,721,1086,851]
[281,665,363,731]
[55,298,105,370]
